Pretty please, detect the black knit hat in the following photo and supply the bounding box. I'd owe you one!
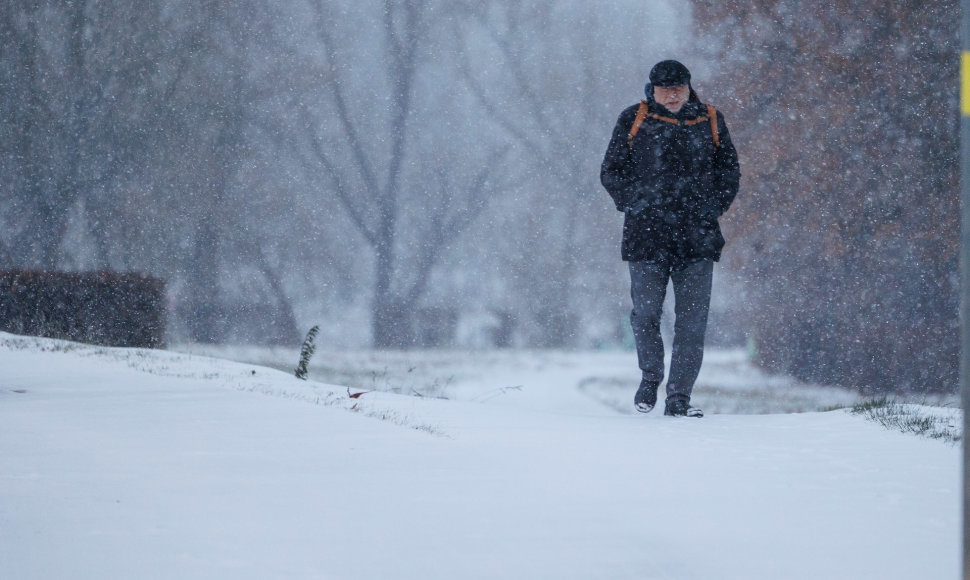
[649,60,691,87]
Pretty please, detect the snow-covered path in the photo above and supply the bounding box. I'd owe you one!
[0,334,960,579]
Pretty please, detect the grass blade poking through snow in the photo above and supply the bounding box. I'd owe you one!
[850,398,961,445]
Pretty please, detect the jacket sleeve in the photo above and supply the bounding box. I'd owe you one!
[709,110,741,218]
[600,107,640,212]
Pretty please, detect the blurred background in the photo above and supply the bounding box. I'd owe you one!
[0,0,957,394]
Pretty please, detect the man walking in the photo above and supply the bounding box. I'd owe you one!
[600,60,740,417]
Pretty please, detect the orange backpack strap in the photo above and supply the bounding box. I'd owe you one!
[627,100,649,148]
[629,100,720,148]
[706,104,720,148]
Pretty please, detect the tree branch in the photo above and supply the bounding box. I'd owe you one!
[299,104,379,247]
[311,0,382,201]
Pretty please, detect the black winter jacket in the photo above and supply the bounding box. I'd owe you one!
[600,88,740,264]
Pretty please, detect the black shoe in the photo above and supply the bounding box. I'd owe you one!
[634,380,659,413]
[664,399,703,418]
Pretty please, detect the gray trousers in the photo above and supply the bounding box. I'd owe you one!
[629,259,713,404]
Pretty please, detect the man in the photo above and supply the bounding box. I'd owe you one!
[600,60,740,417]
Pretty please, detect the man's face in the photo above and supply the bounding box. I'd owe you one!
[654,84,690,113]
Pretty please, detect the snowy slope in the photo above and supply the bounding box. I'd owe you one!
[0,333,960,580]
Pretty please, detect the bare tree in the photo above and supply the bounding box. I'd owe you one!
[453,1,677,347]
[301,0,505,347]
[165,0,302,344]
[0,0,167,268]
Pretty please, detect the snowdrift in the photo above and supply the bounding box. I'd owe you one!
[0,333,959,579]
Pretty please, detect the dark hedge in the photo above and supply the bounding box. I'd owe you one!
[0,271,166,348]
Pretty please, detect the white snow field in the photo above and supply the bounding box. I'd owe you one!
[0,333,960,579]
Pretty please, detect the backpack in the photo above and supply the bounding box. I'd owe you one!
[627,100,720,149]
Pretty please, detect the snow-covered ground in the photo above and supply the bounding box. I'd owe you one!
[178,344,869,415]
[0,333,960,579]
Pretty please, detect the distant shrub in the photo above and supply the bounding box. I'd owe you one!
[0,270,166,348]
